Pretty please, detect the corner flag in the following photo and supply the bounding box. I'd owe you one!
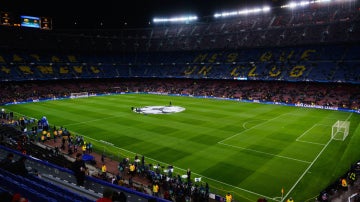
[281,187,284,195]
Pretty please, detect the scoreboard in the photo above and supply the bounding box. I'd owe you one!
[40,17,52,30]
[1,12,12,26]
[1,12,52,30]
[20,15,41,28]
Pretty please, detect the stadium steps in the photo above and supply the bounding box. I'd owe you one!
[32,173,100,201]
[0,169,58,202]
[0,165,97,202]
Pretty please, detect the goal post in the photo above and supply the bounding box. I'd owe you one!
[70,92,89,99]
[331,120,350,141]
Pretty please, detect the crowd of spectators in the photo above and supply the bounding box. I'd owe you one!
[1,78,359,110]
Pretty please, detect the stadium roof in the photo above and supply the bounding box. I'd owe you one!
[1,0,285,29]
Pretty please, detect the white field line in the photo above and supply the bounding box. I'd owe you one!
[220,112,311,164]
[8,110,119,128]
[242,119,268,130]
[64,115,120,126]
[281,113,353,202]
[7,113,272,201]
[296,123,331,145]
[218,142,311,164]
[296,124,319,141]
[10,107,354,201]
[295,124,326,146]
[219,113,292,144]
[70,131,276,201]
[316,123,332,126]
[295,140,325,146]
[281,138,330,202]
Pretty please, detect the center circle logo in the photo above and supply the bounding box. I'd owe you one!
[133,106,185,114]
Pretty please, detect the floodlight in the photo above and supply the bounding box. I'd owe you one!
[153,15,197,23]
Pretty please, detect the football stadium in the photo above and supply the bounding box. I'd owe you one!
[0,1,359,202]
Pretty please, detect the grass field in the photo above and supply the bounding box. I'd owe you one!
[3,94,360,202]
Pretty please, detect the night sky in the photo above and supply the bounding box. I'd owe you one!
[1,0,284,29]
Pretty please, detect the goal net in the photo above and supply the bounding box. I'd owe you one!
[70,92,89,99]
[331,120,350,141]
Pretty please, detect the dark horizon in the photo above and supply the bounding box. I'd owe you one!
[1,0,286,29]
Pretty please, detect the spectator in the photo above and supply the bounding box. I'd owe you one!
[348,171,356,185]
[286,197,294,202]
[96,188,113,202]
[225,192,232,202]
[112,191,127,202]
[82,144,86,154]
[128,176,133,188]
[0,153,14,170]
[129,163,135,176]
[152,182,159,197]
[101,163,107,179]
[341,178,348,191]
[12,156,28,176]
[319,191,329,202]
[187,168,191,183]
[11,193,28,202]
[118,191,127,202]
[163,190,171,200]
[141,155,145,166]
[71,153,87,186]
[101,153,105,163]
[110,176,116,184]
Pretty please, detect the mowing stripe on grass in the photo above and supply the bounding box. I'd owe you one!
[219,112,292,144]
[64,115,120,126]
[218,142,311,164]
[295,140,325,146]
[242,120,267,130]
[4,95,357,202]
[218,112,312,164]
[295,124,326,146]
[68,129,275,201]
[281,113,354,202]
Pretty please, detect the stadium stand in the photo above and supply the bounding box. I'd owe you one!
[0,124,169,202]
[0,0,359,201]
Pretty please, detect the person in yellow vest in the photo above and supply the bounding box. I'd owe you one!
[41,134,45,143]
[286,197,294,202]
[46,131,51,141]
[101,163,107,179]
[42,130,47,142]
[341,178,348,191]
[225,192,232,202]
[152,182,159,197]
[53,130,57,142]
[58,128,63,137]
[82,145,86,154]
[129,163,136,177]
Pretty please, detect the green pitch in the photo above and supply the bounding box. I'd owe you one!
[3,94,360,202]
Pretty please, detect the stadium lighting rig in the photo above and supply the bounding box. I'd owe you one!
[153,15,198,24]
[280,0,355,8]
[213,6,271,18]
[281,0,329,8]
